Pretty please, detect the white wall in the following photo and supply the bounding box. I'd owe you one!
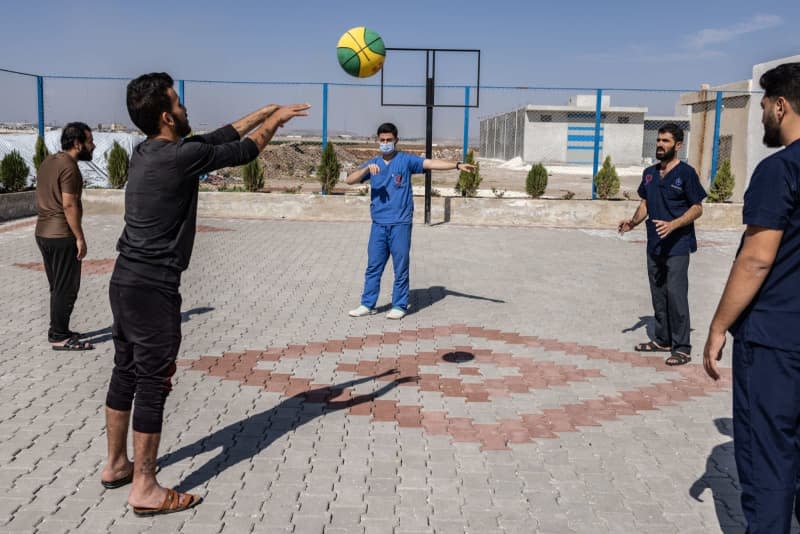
[745,54,800,185]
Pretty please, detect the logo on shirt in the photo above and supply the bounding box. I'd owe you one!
[393,174,402,187]
[675,177,683,187]
[645,174,653,184]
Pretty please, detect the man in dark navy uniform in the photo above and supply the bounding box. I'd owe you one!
[704,62,800,533]
[618,122,706,365]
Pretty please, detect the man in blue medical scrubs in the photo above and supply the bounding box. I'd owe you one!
[346,122,475,320]
[704,62,800,533]
[618,122,706,365]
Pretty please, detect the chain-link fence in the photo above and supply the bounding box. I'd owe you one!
[0,68,765,199]
[0,69,38,128]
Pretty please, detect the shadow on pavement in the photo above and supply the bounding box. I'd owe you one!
[690,418,747,533]
[376,285,505,315]
[80,306,215,345]
[159,371,415,492]
[621,315,656,340]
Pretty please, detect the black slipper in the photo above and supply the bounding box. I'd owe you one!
[665,352,691,366]
[101,466,134,489]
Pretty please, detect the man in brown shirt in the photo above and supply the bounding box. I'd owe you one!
[35,122,95,350]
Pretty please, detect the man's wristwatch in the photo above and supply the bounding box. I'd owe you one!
[456,161,463,170]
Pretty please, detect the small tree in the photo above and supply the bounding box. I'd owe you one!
[594,155,620,199]
[708,159,735,203]
[0,150,30,192]
[455,149,482,197]
[318,142,341,194]
[526,163,548,198]
[242,158,265,192]
[33,136,50,173]
[106,141,129,189]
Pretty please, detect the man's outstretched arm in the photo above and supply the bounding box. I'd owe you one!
[246,103,311,152]
[231,105,280,137]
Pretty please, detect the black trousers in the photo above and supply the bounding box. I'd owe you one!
[646,253,691,354]
[106,282,182,434]
[36,236,81,342]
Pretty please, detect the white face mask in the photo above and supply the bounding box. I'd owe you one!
[379,141,395,155]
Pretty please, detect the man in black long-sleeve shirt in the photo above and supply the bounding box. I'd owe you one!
[100,72,309,516]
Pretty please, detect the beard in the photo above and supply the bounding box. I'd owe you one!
[655,146,676,162]
[174,113,192,138]
[762,112,782,148]
[77,146,93,161]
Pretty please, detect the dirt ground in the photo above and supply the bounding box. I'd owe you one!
[205,142,645,200]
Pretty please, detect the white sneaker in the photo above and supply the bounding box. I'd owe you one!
[386,307,407,320]
[349,305,376,317]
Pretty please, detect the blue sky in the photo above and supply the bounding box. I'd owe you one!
[2,0,798,139]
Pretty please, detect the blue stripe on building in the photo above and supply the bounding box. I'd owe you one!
[567,135,603,142]
[568,126,604,132]
[566,145,601,151]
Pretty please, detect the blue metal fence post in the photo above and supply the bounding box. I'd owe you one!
[709,91,723,185]
[591,89,603,200]
[462,86,470,160]
[177,80,185,105]
[322,83,329,151]
[36,76,44,138]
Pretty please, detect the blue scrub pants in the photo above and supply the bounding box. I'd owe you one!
[360,222,412,310]
[733,338,800,533]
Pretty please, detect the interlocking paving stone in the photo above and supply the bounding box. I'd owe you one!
[0,216,769,532]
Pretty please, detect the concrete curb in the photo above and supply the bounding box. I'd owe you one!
[0,191,36,222]
[82,189,744,229]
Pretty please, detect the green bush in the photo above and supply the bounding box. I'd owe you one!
[526,163,548,198]
[594,155,620,199]
[33,136,50,173]
[242,158,265,192]
[0,150,30,192]
[455,149,481,197]
[318,142,341,194]
[708,159,735,203]
[106,141,129,189]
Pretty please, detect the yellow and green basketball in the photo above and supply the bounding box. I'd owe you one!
[337,26,385,78]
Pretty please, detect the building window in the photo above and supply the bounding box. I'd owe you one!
[541,114,552,122]
[618,116,630,124]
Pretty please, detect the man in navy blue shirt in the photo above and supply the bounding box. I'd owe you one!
[618,123,706,365]
[345,122,474,320]
[704,62,800,533]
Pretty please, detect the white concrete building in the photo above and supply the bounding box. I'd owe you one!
[679,54,800,201]
[480,95,687,167]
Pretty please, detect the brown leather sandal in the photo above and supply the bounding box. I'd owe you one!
[132,489,202,517]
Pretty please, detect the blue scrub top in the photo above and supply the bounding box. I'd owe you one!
[637,161,707,256]
[731,139,800,350]
[361,151,425,224]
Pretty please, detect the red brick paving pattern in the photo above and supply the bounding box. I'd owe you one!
[0,219,35,234]
[197,224,233,233]
[178,324,731,451]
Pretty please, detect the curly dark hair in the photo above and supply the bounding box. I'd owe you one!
[760,62,800,113]
[126,72,174,136]
[60,122,91,150]
[657,122,684,144]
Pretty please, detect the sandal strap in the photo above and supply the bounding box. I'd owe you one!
[64,336,92,349]
[163,488,195,511]
[666,352,691,365]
